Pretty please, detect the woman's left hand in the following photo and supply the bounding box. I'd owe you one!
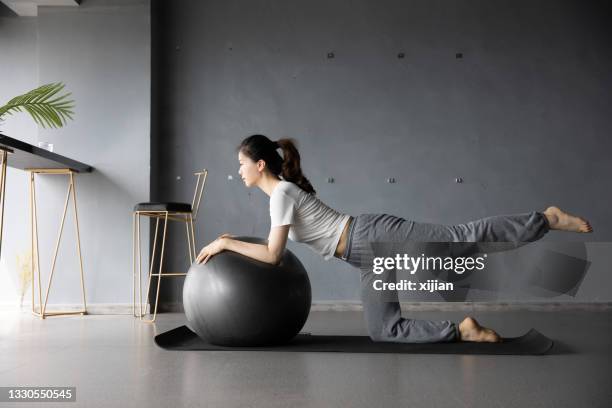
[196,237,228,264]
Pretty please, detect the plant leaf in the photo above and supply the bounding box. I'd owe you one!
[0,82,75,128]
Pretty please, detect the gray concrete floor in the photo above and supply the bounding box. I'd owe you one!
[1,309,611,408]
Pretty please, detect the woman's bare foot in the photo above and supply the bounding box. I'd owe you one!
[543,206,593,233]
[458,317,502,342]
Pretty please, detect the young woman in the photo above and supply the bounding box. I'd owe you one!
[196,135,593,344]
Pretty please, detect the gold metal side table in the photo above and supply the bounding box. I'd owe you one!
[29,168,87,318]
[0,134,93,319]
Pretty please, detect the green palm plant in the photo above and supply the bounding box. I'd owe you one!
[0,82,75,129]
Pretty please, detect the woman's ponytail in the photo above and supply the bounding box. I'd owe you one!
[238,134,316,195]
[276,138,316,195]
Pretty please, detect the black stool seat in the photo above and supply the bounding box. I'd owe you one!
[134,202,192,212]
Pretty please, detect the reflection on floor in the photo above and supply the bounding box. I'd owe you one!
[1,310,611,408]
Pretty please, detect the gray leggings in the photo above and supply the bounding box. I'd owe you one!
[340,211,551,343]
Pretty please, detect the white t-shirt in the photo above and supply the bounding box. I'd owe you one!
[270,180,351,260]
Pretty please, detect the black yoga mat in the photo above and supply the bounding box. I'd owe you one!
[155,325,553,355]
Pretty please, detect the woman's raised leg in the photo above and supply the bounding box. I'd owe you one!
[408,210,551,244]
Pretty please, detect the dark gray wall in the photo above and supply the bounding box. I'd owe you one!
[151,0,612,308]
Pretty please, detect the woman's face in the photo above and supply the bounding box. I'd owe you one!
[238,150,261,187]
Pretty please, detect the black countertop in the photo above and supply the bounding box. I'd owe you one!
[0,133,93,173]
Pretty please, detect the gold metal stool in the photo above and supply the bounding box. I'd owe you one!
[133,169,207,322]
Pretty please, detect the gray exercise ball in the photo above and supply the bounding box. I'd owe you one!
[183,236,312,346]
